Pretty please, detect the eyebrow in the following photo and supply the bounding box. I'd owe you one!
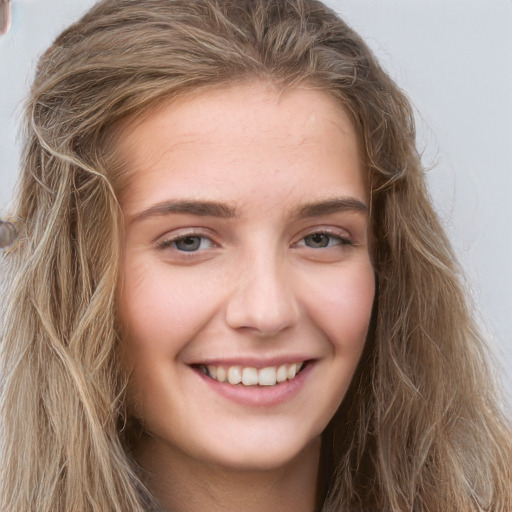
[131,200,240,223]
[130,196,367,224]
[291,197,368,218]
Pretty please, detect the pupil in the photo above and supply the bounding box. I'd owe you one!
[176,236,200,251]
[307,233,328,248]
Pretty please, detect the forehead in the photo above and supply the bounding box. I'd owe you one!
[114,82,367,214]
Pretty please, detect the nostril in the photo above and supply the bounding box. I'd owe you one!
[224,280,300,336]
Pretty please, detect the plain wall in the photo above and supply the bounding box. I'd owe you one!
[1,0,511,406]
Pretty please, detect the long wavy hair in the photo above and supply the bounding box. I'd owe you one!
[1,1,510,510]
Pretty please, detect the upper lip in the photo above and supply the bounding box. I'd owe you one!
[188,356,316,369]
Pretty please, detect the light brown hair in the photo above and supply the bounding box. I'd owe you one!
[1,1,510,510]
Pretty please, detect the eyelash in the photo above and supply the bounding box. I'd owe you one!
[156,231,217,252]
[294,229,353,249]
[155,229,353,253]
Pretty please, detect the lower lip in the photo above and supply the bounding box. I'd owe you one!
[194,363,314,407]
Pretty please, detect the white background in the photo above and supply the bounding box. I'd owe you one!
[1,0,511,408]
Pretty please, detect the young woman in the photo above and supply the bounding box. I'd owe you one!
[1,1,510,511]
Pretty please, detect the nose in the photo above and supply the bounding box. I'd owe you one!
[224,252,300,337]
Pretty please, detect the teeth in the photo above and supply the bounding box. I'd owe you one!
[258,367,277,386]
[198,362,305,387]
[207,365,217,379]
[228,366,242,385]
[276,364,288,383]
[287,363,297,379]
[216,366,227,382]
[242,367,258,386]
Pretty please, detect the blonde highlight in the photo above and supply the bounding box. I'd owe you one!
[1,1,510,511]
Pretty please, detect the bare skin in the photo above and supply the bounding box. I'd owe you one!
[136,434,321,512]
[117,83,374,512]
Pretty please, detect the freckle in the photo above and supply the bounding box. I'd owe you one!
[0,221,18,249]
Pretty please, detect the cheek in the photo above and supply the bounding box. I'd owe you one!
[117,261,219,363]
[116,264,216,416]
[301,261,375,351]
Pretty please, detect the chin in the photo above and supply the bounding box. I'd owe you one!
[192,429,322,473]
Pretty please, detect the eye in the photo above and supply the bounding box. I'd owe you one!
[157,234,215,252]
[298,231,352,249]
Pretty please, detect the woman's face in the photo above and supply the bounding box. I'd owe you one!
[117,83,375,471]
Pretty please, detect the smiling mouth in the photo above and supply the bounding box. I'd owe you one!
[193,362,307,387]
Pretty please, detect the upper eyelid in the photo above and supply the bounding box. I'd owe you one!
[155,227,215,241]
[294,225,352,241]
[154,229,217,250]
[293,232,353,248]
[153,224,355,246]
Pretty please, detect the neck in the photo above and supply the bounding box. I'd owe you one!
[135,434,321,512]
